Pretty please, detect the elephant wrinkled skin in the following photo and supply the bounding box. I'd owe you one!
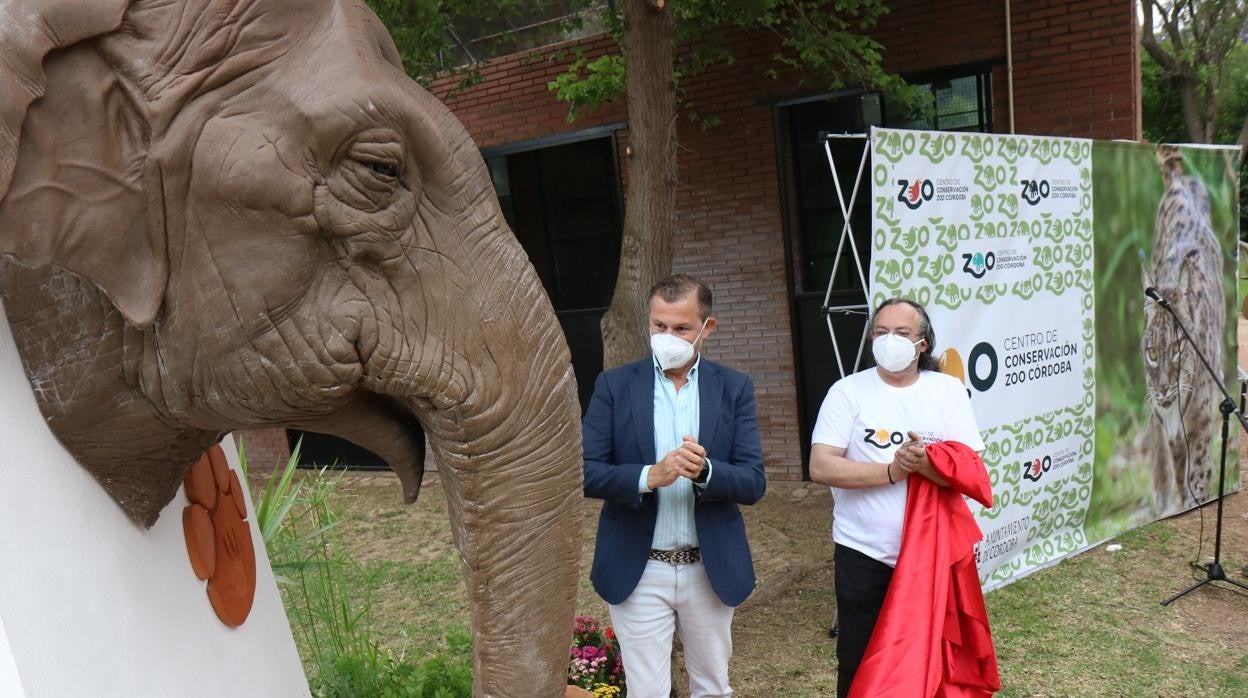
[0,1,582,694]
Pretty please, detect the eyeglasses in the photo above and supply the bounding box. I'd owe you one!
[869,328,919,340]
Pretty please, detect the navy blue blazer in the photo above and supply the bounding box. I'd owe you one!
[582,357,766,607]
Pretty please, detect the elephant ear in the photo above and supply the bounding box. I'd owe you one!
[0,0,128,202]
[0,0,169,329]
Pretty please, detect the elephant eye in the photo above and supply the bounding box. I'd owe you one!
[350,153,401,183]
[346,136,404,189]
[367,160,398,178]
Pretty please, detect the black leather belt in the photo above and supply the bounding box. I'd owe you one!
[649,547,701,564]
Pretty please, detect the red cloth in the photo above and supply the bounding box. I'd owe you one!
[848,441,1001,698]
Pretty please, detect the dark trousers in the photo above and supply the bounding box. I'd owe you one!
[834,543,895,698]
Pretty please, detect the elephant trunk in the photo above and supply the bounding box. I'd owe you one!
[374,204,583,695]
[404,295,581,695]
[432,356,582,697]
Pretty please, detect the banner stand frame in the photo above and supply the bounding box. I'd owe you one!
[817,131,873,378]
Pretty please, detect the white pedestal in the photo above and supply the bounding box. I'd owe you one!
[0,302,309,697]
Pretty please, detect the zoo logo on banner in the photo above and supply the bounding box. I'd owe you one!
[962,251,994,278]
[1020,179,1049,205]
[896,179,933,209]
[1021,447,1078,482]
[1020,177,1080,205]
[960,249,1028,279]
[895,177,970,210]
[937,332,1078,394]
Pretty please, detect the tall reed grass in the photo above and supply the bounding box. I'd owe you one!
[239,437,473,697]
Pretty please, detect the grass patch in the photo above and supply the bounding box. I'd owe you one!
[245,468,1247,696]
[242,444,473,696]
[987,529,1247,696]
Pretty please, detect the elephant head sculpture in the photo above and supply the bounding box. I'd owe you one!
[0,1,582,694]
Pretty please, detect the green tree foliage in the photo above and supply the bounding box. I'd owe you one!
[364,0,593,89]
[547,0,921,123]
[1141,12,1248,239]
[364,0,449,81]
[1139,1,1248,145]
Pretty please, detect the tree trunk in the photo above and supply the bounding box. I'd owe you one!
[600,0,677,370]
[1179,78,1206,143]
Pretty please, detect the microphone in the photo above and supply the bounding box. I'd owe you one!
[1145,287,1171,309]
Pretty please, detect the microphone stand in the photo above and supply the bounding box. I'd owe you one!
[1145,288,1248,605]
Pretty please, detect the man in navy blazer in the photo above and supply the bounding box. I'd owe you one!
[583,274,765,698]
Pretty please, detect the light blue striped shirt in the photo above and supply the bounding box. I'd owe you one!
[637,356,713,550]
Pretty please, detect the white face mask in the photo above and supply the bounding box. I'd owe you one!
[872,333,922,373]
[651,318,709,371]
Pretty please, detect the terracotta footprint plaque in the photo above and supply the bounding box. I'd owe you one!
[182,444,257,627]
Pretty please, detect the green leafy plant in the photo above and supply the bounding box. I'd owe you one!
[312,628,473,698]
[239,437,472,696]
[547,50,625,123]
[241,435,305,543]
[241,437,338,584]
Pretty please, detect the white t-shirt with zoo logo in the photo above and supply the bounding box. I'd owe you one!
[812,367,984,566]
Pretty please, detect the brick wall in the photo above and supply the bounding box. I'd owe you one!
[329,0,1137,481]
[1008,0,1140,138]
[234,429,291,475]
[431,34,627,146]
[664,29,803,479]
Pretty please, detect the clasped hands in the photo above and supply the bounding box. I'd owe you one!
[648,436,707,490]
[893,431,927,474]
[892,431,947,486]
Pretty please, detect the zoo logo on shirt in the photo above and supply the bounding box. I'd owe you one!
[863,428,905,449]
[863,428,940,450]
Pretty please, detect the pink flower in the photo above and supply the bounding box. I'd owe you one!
[574,616,598,634]
[568,615,627,689]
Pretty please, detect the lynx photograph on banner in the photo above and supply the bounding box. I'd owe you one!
[868,127,1241,590]
[1088,140,1241,540]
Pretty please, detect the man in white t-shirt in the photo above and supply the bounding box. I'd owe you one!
[810,298,984,698]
